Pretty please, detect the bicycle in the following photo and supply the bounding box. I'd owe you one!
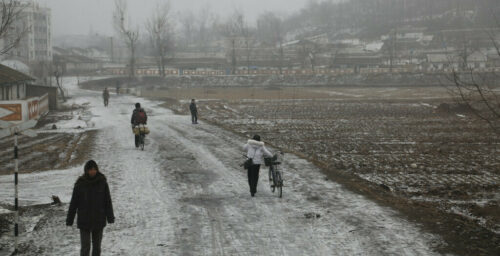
[264,152,284,198]
[133,124,149,150]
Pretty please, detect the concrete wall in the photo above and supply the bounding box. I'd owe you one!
[0,93,49,124]
[26,84,58,110]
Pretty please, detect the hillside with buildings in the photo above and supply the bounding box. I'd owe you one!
[0,0,498,81]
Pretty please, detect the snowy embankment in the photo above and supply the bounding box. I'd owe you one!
[0,77,443,255]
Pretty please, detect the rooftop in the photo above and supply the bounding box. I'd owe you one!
[0,64,34,86]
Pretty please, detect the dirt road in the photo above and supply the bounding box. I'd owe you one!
[0,78,442,255]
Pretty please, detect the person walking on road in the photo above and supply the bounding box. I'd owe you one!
[115,82,120,95]
[243,135,273,197]
[189,99,198,124]
[66,160,115,256]
[102,88,110,107]
[131,103,148,148]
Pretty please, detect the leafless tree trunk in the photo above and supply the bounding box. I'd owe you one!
[0,0,29,55]
[114,0,139,78]
[54,69,66,102]
[146,2,172,77]
[231,38,236,75]
[241,23,253,75]
[219,10,246,75]
[309,51,316,72]
[180,11,195,48]
[245,40,250,73]
[278,41,283,74]
[195,6,215,53]
[257,12,284,74]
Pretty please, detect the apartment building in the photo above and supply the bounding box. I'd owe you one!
[2,0,52,63]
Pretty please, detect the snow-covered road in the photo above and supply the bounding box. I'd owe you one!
[0,78,443,255]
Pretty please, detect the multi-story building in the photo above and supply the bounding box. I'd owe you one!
[2,0,52,64]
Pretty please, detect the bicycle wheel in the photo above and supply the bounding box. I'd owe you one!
[276,171,282,198]
[140,134,145,150]
[272,168,280,193]
[269,167,275,193]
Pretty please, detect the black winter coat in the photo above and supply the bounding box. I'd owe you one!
[189,103,197,114]
[131,108,148,125]
[66,172,115,230]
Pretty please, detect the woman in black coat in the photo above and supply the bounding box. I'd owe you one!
[66,160,115,256]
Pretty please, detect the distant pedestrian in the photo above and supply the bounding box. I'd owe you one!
[66,160,115,256]
[189,99,198,124]
[115,82,120,95]
[103,88,110,107]
[243,135,273,197]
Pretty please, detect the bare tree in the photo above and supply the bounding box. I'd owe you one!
[179,11,195,48]
[195,6,216,53]
[243,30,254,73]
[296,40,319,71]
[113,0,139,78]
[0,0,29,55]
[447,36,500,133]
[257,12,284,74]
[218,10,246,75]
[146,2,173,77]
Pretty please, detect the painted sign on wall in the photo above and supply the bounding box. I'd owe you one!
[28,99,39,120]
[0,93,49,124]
[0,104,22,121]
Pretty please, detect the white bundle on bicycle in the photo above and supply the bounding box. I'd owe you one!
[132,125,150,135]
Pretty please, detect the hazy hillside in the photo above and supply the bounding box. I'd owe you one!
[284,0,500,40]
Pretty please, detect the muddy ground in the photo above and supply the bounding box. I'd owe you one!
[0,107,96,176]
[150,86,500,255]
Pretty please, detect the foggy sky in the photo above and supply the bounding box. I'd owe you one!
[38,0,315,36]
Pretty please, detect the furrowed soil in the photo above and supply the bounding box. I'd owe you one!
[0,107,96,176]
[148,86,500,255]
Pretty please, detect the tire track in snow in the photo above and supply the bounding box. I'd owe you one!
[148,112,441,255]
[1,79,444,255]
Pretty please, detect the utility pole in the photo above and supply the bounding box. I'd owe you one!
[279,41,284,75]
[231,39,236,75]
[389,31,394,73]
[110,37,114,63]
[390,28,397,73]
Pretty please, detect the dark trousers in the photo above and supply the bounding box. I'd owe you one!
[80,228,103,256]
[135,134,140,147]
[247,164,261,195]
[191,112,197,123]
[103,99,108,107]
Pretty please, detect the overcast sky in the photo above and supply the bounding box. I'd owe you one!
[37,0,315,36]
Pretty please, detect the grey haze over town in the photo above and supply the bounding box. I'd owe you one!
[39,0,313,36]
[0,0,499,255]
